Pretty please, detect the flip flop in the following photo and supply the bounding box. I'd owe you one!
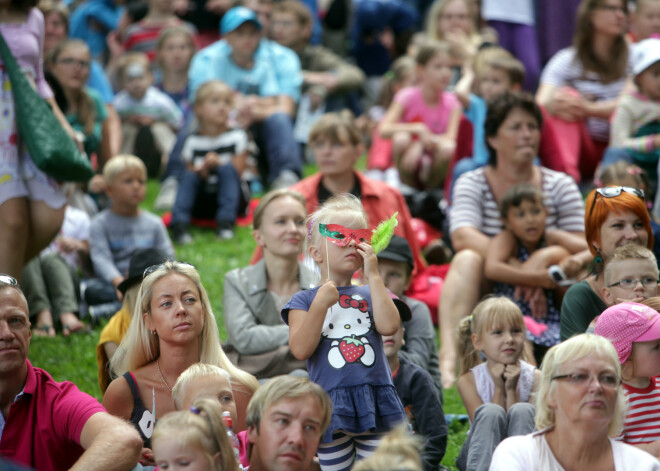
[62,322,90,337]
[33,324,56,338]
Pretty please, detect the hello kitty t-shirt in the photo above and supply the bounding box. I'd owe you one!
[282,285,405,442]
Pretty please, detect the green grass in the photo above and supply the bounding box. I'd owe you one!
[27,178,468,469]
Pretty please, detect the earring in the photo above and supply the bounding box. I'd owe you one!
[593,248,603,266]
[152,330,157,336]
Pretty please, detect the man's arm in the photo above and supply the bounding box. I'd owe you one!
[72,412,142,471]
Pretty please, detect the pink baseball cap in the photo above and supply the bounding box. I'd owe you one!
[594,302,660,363]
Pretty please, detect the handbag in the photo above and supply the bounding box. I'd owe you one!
[0,32,94,182]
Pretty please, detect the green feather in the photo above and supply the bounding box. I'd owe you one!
[370,213,398,254]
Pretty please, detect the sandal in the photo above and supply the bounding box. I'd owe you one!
[62,322,90,336]
[33,324,56,338]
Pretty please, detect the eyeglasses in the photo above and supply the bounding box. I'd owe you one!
[589,186,645,218]
[0,274,18,286]
[596,4,626,13]
[143,261,195,278]
[551,372,621,389]
[57,57,91,69]
[607,277,659,289]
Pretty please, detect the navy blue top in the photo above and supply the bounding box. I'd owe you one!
[283,284,405,442]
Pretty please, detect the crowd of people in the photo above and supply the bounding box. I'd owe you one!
[5,0,660,469]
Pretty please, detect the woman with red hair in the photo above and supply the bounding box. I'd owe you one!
[560,187,653,340]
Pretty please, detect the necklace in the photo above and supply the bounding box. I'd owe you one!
[156,358,172,392]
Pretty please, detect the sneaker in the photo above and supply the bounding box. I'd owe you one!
[154,176,179,212]
[171,223,193,245]
[215,221,235,240]
[270,170,299,190]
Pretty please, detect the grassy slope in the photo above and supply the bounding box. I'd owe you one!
[27,179,468,469]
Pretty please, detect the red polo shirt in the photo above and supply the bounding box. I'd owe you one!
[0,360,106,471]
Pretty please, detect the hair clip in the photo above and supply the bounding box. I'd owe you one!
[190,406,200,414]
[308,217,315,243]
[593,178,602,187]
[627,166,643,176]
[467,314,473,324]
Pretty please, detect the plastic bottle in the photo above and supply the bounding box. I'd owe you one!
[222,411,241,466]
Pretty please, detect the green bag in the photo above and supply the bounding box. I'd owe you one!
[0,32,94,182]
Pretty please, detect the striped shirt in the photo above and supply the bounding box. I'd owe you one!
[540,47,631,142]
[449,166,585,237]
[620,377,660,444]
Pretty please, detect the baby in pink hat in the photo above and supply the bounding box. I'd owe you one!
[595,302,660,458]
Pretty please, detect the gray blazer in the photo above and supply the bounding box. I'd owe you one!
[223,259,318,355]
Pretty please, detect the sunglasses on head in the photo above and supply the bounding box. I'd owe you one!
[589,186,645,217]
[143,261,196,278]
[0,274,18,286]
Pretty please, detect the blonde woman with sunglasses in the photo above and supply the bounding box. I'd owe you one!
[560,186,653,341]
[102,261,258,466]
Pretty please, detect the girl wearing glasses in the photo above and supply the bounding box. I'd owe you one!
[491,334,660,470]
[103,261,258,466]
[455,296,540,471]
[595,301,660,458]
[560,186,653,340]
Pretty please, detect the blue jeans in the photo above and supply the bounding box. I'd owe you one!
[252,112,302,183]
[171,164,240,226]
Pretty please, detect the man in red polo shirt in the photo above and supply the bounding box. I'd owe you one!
[0,276,142,470]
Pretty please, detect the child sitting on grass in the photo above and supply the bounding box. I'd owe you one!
[89,155,174,306]
[379,40,462,189]
[456,296,541,471]
[114,52,183,177]
[485,184,588,354]
[376,235,443,401]
[169,80,249,243]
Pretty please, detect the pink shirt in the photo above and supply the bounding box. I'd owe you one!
[0,360,106,470]
[393,87,460,134]
[0,8,53,99]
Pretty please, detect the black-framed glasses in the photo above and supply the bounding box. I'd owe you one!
[551,372,621,389]
[607,277,660,289]
[143,261,195,278]
[0,274,18,286]
[589,186,645,217]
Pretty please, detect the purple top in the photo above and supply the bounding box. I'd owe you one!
[0,8,53,99]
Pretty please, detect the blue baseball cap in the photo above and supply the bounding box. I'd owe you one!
[220,6,262,35]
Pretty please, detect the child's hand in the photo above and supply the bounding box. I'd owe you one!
[489,362,506,388]
[203,152,220,170]
[317,280,339,311]
[559,255,582,278]
[503,363,521,391]
[357,242,379,281]
[59,237,83,253]
[529,287,548,320]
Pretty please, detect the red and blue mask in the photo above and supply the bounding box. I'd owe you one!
[319,223,371,246]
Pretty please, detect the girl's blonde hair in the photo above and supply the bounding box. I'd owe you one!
[252,189,306,230]
[152,397,239,471]
[110,261,259,392]
[352,424,423,471]
[457,296,527,375]
[305,194,368,258]
[48,39,95,135]
[597,161,650,196]
[535,334,626,437]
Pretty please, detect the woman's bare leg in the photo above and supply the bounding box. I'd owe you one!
[0,197,30,280]
[24,201,65,263]
[438,249,486,388]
